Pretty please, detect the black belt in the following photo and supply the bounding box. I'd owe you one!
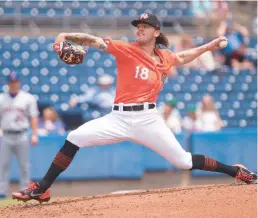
[3,130,27,134]
[113,103,155,111]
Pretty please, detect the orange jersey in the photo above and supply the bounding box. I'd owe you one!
[104,39,176,104]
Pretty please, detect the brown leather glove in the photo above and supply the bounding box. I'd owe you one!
[53,41,87,64]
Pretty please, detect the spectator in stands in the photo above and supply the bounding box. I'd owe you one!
[177,34,216,71]
[241,16,258,72]
[197,94,223,132]
[38,107,65,136]
[217,19,250,70]
[182,106,202,132]
[192,0,212,38]
[192,0,212,18]
[69,74,116,120]
[192,0,228,37]
[161,99,182,133]
[212,0,229,22]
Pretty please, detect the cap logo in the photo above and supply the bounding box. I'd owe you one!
[140,13,148,20]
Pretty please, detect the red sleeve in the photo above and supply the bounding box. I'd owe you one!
[103,39,130,57]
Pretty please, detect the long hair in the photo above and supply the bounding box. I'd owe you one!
[155,32,169,47]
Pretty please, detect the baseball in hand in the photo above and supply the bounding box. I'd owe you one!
[219,40,228,48]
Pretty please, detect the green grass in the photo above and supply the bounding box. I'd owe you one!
[0,197,57,207]
[0,199,20,207]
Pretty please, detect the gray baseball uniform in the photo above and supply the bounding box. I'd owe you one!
[0,90,39,196]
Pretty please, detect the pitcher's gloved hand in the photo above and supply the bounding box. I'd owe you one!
[53,41,87,64]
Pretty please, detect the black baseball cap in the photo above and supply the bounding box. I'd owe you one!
[131,13,160,30]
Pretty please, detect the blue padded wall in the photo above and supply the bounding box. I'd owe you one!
[190,129,257,176]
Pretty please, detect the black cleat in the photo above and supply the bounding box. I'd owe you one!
[12,182,50,203]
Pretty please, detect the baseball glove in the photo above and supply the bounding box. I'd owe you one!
[53,41,86,64]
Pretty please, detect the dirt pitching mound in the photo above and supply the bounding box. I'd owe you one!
[1,184,256,218]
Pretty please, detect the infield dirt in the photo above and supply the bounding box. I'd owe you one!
[1,184,256,218]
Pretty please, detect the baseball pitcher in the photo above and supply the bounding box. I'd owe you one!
[12,13,257,203]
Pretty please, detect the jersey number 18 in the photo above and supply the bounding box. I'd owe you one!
[135,66,149,80]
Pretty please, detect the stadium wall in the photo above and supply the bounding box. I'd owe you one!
[1,128,256,181]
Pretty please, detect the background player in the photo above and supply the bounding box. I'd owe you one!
[0,72,39,199]
[12,13,257,203]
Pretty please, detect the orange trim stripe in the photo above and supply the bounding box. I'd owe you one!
[203,157,217,171]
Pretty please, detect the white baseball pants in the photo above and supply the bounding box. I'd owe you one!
[67,104,193,170]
